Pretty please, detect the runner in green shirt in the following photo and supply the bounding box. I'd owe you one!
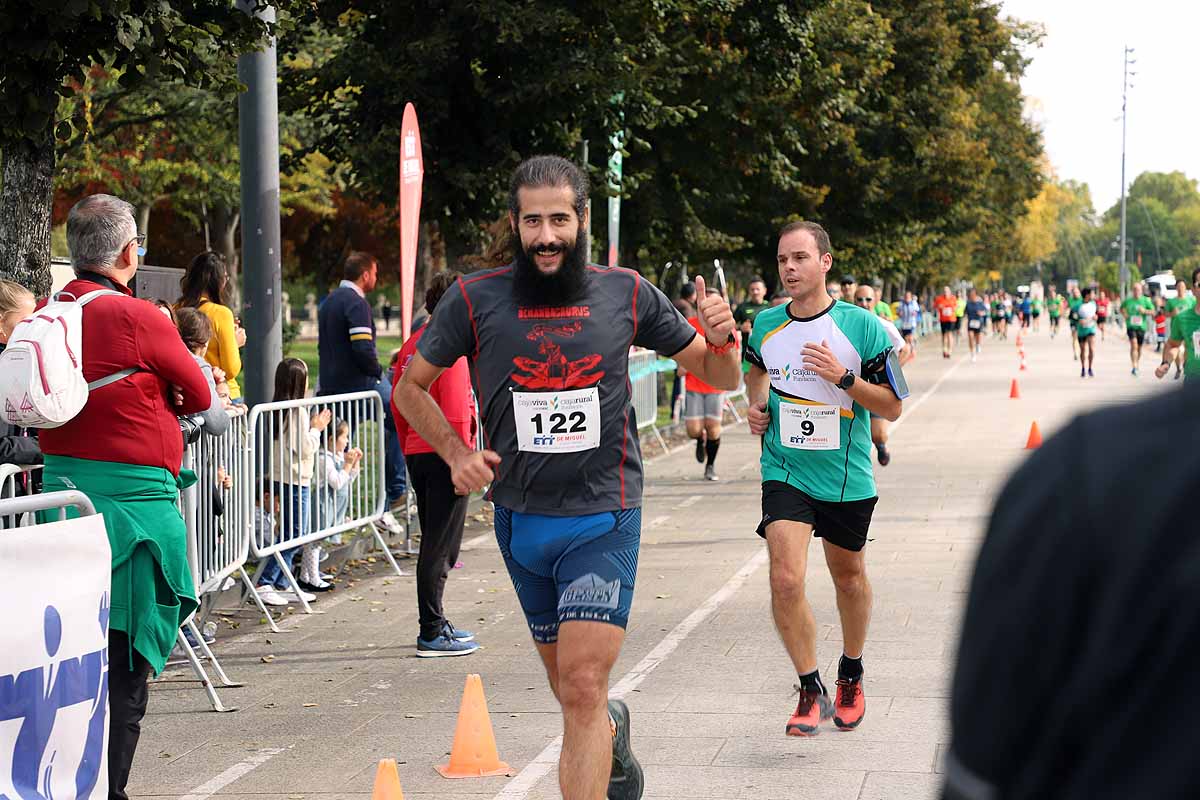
[747,221,906,737]
[1046,286,1063,339]
[1121,283,1156,376]
[733,277,771,374]
[1164,280,1197,379]
[1067,288,1083,361]
[1031,296,1043,333]
[1157,272,1200,381]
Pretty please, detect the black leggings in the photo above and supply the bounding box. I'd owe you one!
[407,453,470,641]
[109,630,153,800]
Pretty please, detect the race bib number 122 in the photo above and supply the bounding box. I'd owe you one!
[513,387,601,453]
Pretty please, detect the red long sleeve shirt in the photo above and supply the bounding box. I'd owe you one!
[392,322,474,456]
[38,275,210,475]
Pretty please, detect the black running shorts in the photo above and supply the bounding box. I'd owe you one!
[940,321,956,334]
[756,481,878,552]
[1127,329,1146,345]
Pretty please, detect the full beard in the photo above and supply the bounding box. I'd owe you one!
[512,231,590,307]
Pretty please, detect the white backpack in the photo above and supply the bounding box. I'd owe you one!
[0,289,138,428]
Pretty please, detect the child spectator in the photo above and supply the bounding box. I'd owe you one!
[300,419,362,592]
[255,358,331,606]
[175,307,231,437]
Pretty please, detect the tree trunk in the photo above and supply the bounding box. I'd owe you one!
[211,203,241,307]
[136,204,152,266]
[0,127,56,297]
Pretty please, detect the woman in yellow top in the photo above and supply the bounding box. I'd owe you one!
[178,251,247,399]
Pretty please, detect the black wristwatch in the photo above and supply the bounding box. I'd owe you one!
[836,369,856,390]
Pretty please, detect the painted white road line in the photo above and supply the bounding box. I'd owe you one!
[646,515,671,529]
[180,747,289,800]
[888,353,968,436]
[491,546,769,800]
[675,494,703,509]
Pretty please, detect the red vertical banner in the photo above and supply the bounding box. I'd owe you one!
[398,103,424,341]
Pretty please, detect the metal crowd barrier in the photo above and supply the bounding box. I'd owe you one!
[629,349,669,453]
[246,390,391,614]
[0,463,43,527]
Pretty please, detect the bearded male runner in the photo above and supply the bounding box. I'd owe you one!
[394,156,740,799]
[746,221,906,735]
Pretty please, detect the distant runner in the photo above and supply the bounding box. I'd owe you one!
[965,288,988,362]
[1156,269,1200,383]
[1030,293,1043,333]
[1067,286,1083,361]
[1095,290,1112,340]
[1164,280,1195,380]
[1121,283,1155,376]
[934,287,958,358]
[853,285,911,467]
[747,221,906,737]
[1076,287,1098,378]
[897,291,921,354]
[1045,286,1063,339]
[394,155,741,800]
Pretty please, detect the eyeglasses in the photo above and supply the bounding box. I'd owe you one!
[124,233,147,258]
[854,296,875,305]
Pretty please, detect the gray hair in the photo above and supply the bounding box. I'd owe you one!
[66,194,137,274]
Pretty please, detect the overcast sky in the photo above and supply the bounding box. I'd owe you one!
[1000,0,1200,213]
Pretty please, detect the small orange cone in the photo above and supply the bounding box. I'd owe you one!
[1009,379,1020,399]
[371,759,405,800]
[1019,357,1027,371]
[436,674,511,778]
[1025,421,1042,449]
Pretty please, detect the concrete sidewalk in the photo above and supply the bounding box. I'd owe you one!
[131,322,1169,800]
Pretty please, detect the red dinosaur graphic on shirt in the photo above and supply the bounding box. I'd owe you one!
[512,321,605,389]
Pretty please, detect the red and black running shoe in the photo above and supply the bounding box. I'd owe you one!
[833,677,866,730]
[786,688,833,736]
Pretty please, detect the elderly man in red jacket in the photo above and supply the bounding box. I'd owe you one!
[393,270,479,657]
[39,193,210,800]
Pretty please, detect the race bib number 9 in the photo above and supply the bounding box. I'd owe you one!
[513,387,601,453]
[779,403,840,450]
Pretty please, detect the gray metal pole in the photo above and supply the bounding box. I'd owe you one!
[1118,46,1131,296]
[237,1,283,407]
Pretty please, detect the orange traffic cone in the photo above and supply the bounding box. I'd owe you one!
[371,759,405,800]
[1009,379,1020,399]
[1025,421,1042,449]
[1019,356,1027,371]
[436,674,511,778]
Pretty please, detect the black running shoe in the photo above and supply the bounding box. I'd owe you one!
[694,437,705,464]
[876,445,890,467]
[608,699,644,800]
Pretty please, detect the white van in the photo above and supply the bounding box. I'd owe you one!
[1146,273,1178,300]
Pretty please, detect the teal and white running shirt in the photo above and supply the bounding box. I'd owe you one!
[746,300,893,502]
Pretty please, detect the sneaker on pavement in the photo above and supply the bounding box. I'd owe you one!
[416,630,479,658]
[607,698,644,800]
[833,677,866,730]
[443,621,476,642]
[704,463,718,481]
[297,578,334,593]
[786,688,833,736]
[255,585,289,606]
[876,445,890,467]
[277,587,316,603]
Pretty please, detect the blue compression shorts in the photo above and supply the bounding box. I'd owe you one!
[494,506,641,644]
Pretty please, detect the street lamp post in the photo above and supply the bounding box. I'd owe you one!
[1118,46,1135,297]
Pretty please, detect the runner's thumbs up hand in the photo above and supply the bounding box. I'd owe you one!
[451,449,502,495]
[694,275,735,345]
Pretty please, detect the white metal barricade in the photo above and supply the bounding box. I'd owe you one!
[629,349,669,453]
[0,463,43,528]
[247,391,390,614]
